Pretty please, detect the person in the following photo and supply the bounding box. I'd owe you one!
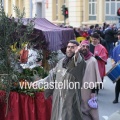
[80,40,102,120]
[104,24,117,57]
[88,25,94,36]
[90,33,108,94]
[93,30,108,51]
[34,40,86,120]
[90,33,108,81]
[117,32,120,45]
[111,34,120,103]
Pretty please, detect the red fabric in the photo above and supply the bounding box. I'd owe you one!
[81,40,90,46]
[0,91,52,120]
[20,49,29,63]
[84,51,93,60]
[82,32,89,37]
[94,44,108,78]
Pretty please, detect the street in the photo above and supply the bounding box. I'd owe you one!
[99,58,120,120]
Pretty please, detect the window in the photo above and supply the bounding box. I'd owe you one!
[88,0,97,20]
[105,0,120,20]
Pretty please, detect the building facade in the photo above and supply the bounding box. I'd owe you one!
[3,0,32,18]
[3,0,46,18]
[3,0,120,27]
[32,0,45,18]
[45,0,120,27]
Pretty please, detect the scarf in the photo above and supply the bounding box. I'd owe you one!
[84,51,93,60]
[62,54,74,68]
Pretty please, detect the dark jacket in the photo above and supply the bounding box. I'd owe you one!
[105,29,117,43]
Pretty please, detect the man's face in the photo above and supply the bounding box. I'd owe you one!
[92,37,99,45]
[66,43,77,57]
[80,44,89,56]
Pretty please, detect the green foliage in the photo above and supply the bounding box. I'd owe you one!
[0,5,35,96]
[0,4,57,98]
[16,66,48,81]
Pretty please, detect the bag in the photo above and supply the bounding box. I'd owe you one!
[20,49,29,63]
[88,97,98,109]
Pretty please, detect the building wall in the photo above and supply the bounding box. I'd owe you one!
[68,0,83,27]
[4,0,31,18]
[45,0,109,27]
[45,0,53,21]
[82,0,105,25]
[45,0,69,24]
[3,0,118,26]
[32,0,45,18]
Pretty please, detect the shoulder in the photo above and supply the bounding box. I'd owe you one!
[90,56,97,62]
[98,44,104,48]
[87,56,97,63]
[114,45,120,51]
[86,57,97,68]
[98,44,107,51]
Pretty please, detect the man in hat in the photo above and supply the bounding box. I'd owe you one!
[80,40,102,120]
[34,40,86,120]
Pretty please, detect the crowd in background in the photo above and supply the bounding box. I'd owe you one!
[60,22,120,58]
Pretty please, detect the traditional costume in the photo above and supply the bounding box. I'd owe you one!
[80,40,102,120]
[90,43,108,79]
[35,40,86,120]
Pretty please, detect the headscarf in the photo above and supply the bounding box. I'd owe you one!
[81,40,93,60]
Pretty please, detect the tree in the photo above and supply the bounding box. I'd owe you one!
[0,3,35,115]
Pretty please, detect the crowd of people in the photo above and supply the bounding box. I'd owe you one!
[73,23,118,57]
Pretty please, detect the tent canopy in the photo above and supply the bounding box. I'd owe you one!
[22,18,74,51]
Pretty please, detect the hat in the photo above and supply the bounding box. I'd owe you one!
[68,40,79,46]
[81,40,90,46]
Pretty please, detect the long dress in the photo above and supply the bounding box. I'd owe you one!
[81,56,102,120]
[37,54,86,120]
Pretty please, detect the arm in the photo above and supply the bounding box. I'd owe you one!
[33,63,58,88]
[74,53,82,66]
[74,44,82,66]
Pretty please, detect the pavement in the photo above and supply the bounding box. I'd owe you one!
[98,58,120,120]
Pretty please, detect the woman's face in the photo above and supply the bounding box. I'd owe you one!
[92,37,99,45]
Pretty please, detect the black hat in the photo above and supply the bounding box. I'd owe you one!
[68,40,79,46]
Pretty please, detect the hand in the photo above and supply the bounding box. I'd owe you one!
[95,55,101,60]
[75,44,82,54]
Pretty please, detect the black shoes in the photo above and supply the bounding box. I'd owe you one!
[113,100,118,104]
